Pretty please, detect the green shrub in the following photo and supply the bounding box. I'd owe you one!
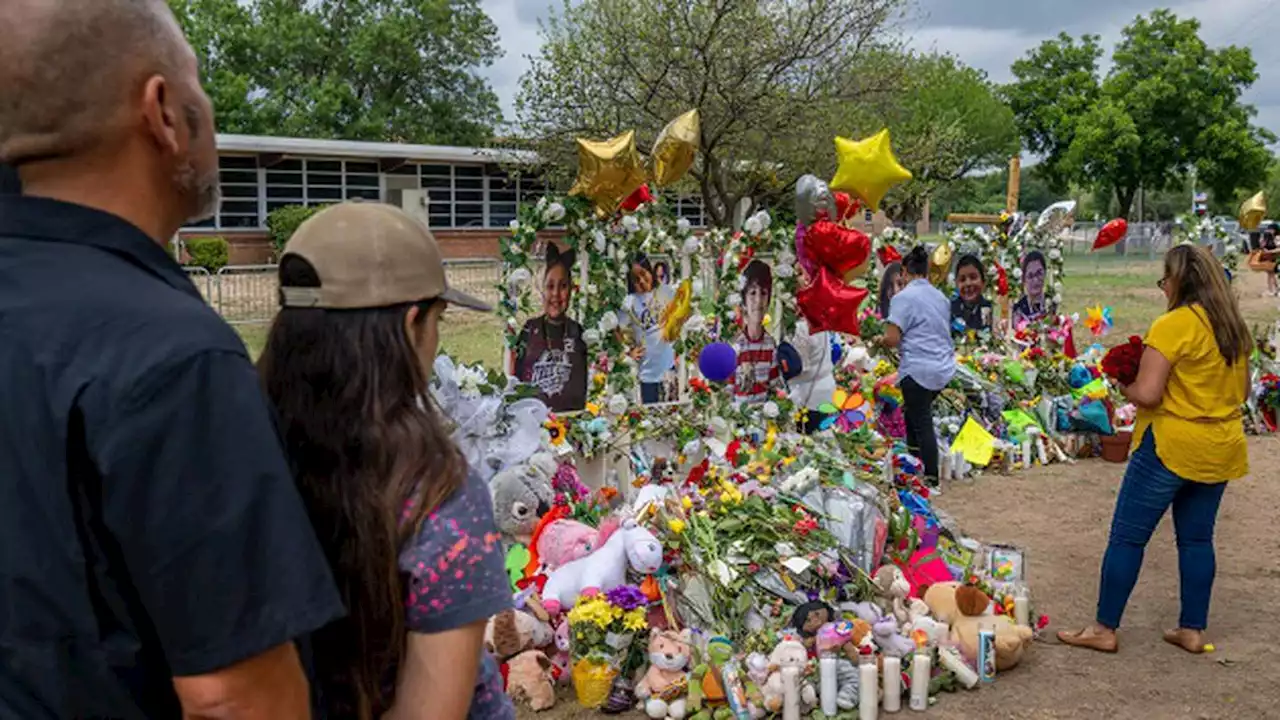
[185,236,229,272]
[267,204,327,254]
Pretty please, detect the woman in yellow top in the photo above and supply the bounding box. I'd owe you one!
[1060,245,1251,655]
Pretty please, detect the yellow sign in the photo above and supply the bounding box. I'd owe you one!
[950,417,996,466]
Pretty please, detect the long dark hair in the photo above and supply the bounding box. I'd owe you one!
[1163,244,1251,366]
[627,252,655,295]
[878,261,902,317]
[258,256,467,719]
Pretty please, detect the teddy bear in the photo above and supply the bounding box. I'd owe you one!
[762,637,817,715]
[490,452,557,546]
[506,650,557,711]
[946,585,1034,672]
[485,605,554,689]
[873,565,913,626]
[636,628,694,720]
[871,616,916,658]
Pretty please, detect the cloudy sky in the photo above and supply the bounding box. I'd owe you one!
[477,0,1279,146]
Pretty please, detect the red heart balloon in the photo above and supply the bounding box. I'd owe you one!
[1092,218,1128,251]
[877,244,902,266]
[805,220,871,277]
[620,183,655,212]
[834,191,860,223]
[797,266,869,336]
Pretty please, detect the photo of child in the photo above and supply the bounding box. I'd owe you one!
[512,245,588,412]
[733,260,780,404]
[1011,250,1054,325]
[619,253,676,405]
[951,254,994,334]
[878,261,905,318]
[653,260,672,288]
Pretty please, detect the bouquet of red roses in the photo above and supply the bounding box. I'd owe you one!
[1101,335,1143,386]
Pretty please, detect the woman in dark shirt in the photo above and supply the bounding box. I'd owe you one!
[512,245,588,412]
[259,203,514,720]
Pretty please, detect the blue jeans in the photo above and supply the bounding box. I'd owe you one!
[640,382,663,404]
[1097,429,1227,630]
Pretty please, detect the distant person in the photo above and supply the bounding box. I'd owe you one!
[512,245,588,412]
[733,260,779,403]
[259,203,514,719]
[1011,250,1054,325]
[878,261,905,318]
[951,254,993,334]
[0,1,342,717]
[1260,228,1279,297]
[619,253,675,404]
[882,246,956,484]
[1059,244,1250,655]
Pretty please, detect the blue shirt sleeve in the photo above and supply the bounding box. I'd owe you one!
[887,288,912,332]
[400,472,512,634]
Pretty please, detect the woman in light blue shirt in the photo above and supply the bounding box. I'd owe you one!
[882,245,956,484]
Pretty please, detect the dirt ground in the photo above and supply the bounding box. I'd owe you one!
[520,439,1280,720]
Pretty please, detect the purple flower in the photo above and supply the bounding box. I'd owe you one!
[606,584,648,611]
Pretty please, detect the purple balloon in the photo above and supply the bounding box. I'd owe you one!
[698,342,737,383]
[795,225,818,278]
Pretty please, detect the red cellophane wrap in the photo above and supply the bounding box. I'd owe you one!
[1101,335,1143,386]
[796,266,869,336]
[620,184,654,212]
[804,220,871,277]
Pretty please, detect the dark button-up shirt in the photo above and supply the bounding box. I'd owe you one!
[0,196,344,719]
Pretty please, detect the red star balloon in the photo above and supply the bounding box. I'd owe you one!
[805,220,871,277]
[797,266,869,336]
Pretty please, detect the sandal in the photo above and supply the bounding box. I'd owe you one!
[1162,628,1207,654]
[1057,627,1118,653]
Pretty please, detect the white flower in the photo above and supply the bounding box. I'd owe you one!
[763,401,780,419]
[727,293,742,308]
[583,328,602,345]
[542,202,566,223]
[592,229,607,253]
[1048,248,1062,261]
[621,215,640,233]
[743,210,772,237]
[947,423,960,435]
[1012,268,1023,280]
[576,218,588,230]
[682,235,700,256]
[607,393,629,415]
[685,314,707,334]
[691,278,704,295]
[536,196,548,211]
[508,220,520,233]
[1053,293,1063,305]
[677,218,692,235]
[682,439,701,456]
[736,274,748,291]
[775,262,795,279]
[507,267,532,287]
[598,311,619,332]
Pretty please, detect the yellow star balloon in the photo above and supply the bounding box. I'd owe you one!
[651,109,701,187]
[569,130,647,215]
[660,279,694,342]
[1239,191,1266,231]
[829,129,912,212]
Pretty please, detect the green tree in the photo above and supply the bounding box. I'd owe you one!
[170,0,502,145]
[1004,11,1274,219]
[515,0,907,227]
[876,53,1019,223]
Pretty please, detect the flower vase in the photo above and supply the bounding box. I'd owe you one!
[572,658,618,709]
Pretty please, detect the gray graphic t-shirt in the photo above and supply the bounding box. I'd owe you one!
[516,317,588,413]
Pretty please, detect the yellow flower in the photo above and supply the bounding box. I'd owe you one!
[568,596,619,629]
[719,491,732,504]
[544,418,567,446]
[668,519,687,534]
[593,373,608,387]
[682,497,693,510]
[586,402,602,416]
[622,608,648,632]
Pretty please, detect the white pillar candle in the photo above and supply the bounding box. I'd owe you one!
[1014,589,1030,627]
[1020,437,1033,468]
[937,647,978,689]
[939,451,951,484]
[909,652,930,711]
[859,656,879,720]
[882,655,901,713]
[820,656,839,716]
[782,666,801,720]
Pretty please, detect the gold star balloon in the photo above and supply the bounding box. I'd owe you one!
[1239,191,1266,231]
[569,130,647,215]
[829,129,912,213]
[651,109,700,187]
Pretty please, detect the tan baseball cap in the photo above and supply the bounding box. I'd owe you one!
[279,202,491,312]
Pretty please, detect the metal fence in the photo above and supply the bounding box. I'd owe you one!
[188,260,506,325]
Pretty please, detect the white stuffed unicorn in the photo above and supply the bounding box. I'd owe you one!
[542,519,663,614]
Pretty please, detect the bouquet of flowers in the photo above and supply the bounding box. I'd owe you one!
[1101,336,1144,386]
[567,586,649,708]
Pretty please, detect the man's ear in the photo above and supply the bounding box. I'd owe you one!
[140,75,181,156]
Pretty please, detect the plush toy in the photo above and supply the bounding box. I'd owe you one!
[873,565,912,625]
[843,600,883,626]
[550,618,571,685]
[688,636,747,720]
[485,608,550,659]
[542,519,664,613]
[762,637,817,715]
[905,614,948,648]
[507,650,557,711]
[788,600,834,653]
[922,581,963,624]
[533,514,606,572]
[636,628,694,719]
[743,653,771,719]
[815,622,864,711]
[490,453,557,545]
[871,616,916,658]
[947,585,1034,671]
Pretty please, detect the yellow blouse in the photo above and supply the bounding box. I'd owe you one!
[1130,304,1249,482]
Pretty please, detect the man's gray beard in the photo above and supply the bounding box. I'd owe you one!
[174,156,221,226]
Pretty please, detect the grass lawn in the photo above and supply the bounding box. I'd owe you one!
[234,254,1279,363]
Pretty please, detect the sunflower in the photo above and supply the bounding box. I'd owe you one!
[545,417,567,446]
